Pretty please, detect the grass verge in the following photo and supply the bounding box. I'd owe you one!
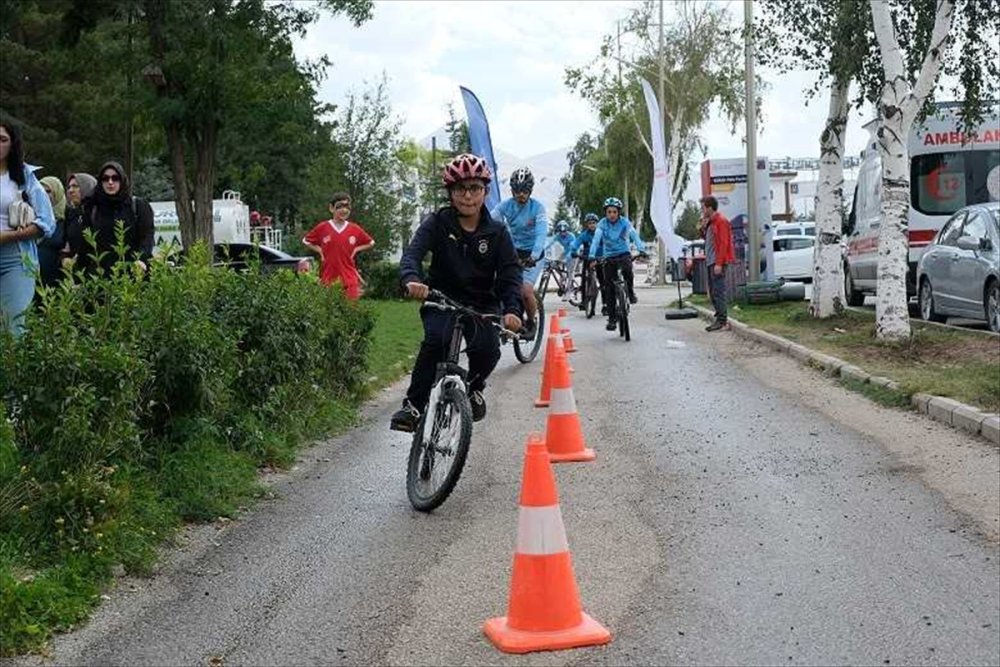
[683,295,999,413]
[1,299,422,656]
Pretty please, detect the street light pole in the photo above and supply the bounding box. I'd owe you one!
[744,0,761,282]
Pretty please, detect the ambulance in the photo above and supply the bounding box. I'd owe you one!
[844,102,1000,305]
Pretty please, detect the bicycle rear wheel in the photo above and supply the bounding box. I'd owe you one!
[407,385,472,512]
[617,285,631,341]
[513,289,546,363]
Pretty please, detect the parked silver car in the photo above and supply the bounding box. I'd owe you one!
[917,202,1000,332]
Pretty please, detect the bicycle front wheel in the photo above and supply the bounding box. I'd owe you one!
[514,290,546,363]
[617,286,631,341]
[585,273,598,319]
[407,385,473,512]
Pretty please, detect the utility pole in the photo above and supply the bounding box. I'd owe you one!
[744,0,761,282]
[655,0,667,285]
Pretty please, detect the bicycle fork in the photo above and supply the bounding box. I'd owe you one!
[421,362,467,448]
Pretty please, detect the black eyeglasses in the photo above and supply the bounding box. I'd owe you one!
[511,188,531,195]
[101,174,121,183]
[452,183,486,196]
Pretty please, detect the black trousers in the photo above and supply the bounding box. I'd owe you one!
[405,308,501,410]
[602,254,634,320]
[709,267,728,322]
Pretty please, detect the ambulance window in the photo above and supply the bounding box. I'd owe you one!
[912,152,967,214]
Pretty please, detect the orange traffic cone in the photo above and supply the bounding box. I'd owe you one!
[555,308,578,353]
[544,345,595,463]
[534,316,563,408]
[483,434,611,654]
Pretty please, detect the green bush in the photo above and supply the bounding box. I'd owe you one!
[0,238,375,655]
[360,259,403,300]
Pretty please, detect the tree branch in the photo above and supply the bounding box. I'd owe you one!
[906,0,956,120]
[870,0,905,81]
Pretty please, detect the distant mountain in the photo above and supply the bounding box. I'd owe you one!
[419,126,571,216]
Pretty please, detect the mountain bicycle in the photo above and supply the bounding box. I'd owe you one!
[407,290,519,512]
[602,253,647,342]
[575,257,599,319]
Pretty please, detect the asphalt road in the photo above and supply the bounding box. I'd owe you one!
[15,288,1000,667]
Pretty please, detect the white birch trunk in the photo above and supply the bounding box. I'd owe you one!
[870,0,955,341]
[810,78,851,318]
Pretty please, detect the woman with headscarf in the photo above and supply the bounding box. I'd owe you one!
[38,176,67,288]
[1,116,56,336]
[63,172,96,274]
[67,160,154,277]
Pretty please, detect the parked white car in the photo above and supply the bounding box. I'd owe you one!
[772,234,815,281]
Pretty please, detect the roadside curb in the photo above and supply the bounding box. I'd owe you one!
[689,305,1000,445]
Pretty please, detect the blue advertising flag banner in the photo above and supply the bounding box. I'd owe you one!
[459,86,502,210]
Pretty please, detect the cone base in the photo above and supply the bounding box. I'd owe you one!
[483,612,611,654]
[549,447,596,463]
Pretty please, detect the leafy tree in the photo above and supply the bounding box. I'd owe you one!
[330,74,410,262]
[138,0,373,250]
[675,201,701,240]
[445,102,471,155]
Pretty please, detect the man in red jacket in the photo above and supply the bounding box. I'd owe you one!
[699,195,735,332]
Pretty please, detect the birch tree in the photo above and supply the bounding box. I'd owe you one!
[759,0,874,318]
[869,0,954,340]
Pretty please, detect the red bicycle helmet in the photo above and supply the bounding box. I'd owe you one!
[442,153,493,186]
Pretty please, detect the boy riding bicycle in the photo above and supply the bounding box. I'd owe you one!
[588,197,647,331]
[390,154,523,433]
[490,167,548,339]
[545,220,577,301]
[572,212,604,312]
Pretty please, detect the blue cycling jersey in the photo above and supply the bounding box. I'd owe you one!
[490,198,549,260]
[545,231,576,258]
[588,216,645,259]
[571,228,601,258]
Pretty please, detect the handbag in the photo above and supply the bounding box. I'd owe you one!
[7,192,36,230]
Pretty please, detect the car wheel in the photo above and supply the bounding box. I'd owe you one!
[986,280,1000,334]
[919,278,946,323]
[844,266,864,307]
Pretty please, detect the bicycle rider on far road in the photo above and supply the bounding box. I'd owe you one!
[545,220,577,301]
[490,167,548,340]
[588,197,647,331]
[390,154,523,434]
[572,212,604,312]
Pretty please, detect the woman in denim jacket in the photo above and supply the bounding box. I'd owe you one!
[0,117,56,337]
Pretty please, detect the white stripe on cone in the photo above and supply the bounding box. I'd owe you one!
[549,388,577,416]
[516,505,570,555]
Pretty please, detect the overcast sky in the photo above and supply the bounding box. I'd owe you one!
[292,0,875,163]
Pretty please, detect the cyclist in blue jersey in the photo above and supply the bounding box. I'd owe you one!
[490,167,548,339]
[572,212,605,313]
[545,220,577,301]
[588,197,647,331]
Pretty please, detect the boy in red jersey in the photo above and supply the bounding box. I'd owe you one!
[302,192,375,300]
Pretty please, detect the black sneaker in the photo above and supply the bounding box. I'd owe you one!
[705,320,730,333]
[520,319,537,340]
[605,318,617,331]
[390,400,421,432]
[469,390,486,422]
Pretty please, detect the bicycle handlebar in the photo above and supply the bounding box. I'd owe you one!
[423,290,520,338]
